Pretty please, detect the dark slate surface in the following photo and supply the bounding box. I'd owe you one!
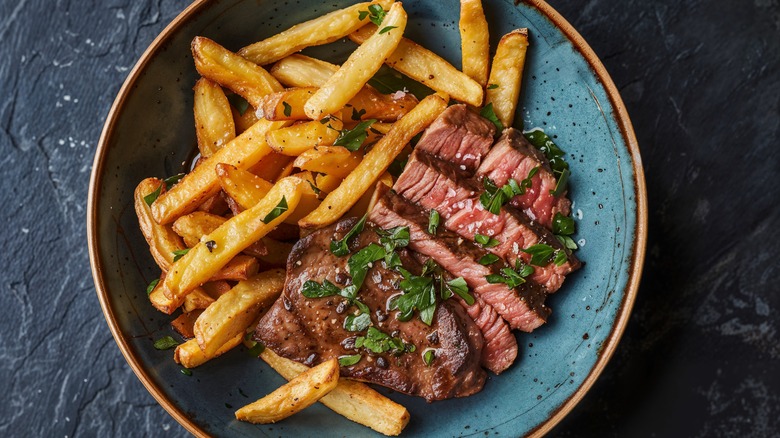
[0,0,777,436]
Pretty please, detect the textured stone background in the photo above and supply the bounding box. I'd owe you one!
[0,0,777,437]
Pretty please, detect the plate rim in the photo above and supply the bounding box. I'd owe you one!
[87,1,647,436]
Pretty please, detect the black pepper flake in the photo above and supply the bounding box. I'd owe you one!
[427,331,439,345]
[376,356,388,369]
[205,240,217,252]
[283,296,292,311]
[335,272,349,285]
[335,301,348,314]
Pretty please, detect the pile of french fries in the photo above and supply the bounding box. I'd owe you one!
[134,0,529,435]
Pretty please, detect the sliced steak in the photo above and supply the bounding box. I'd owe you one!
[414,104,495,173]
[395,151,580,292]
[477,128,571,229]
[254,219,486,401]
[371,188,549,336]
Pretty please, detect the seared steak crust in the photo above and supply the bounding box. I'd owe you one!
[414,104,496,172]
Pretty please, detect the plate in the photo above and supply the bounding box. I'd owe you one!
[88,0,647,436]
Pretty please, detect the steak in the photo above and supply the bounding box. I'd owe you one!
[254,219,486,401]
[371,188,549,334]
[477,129,571,229]
[414,104,496,173]
[394,150,580,292]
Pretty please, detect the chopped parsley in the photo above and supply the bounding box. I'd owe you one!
[344,313,372,332]
[487,83,499,90]
[359,4,386,26]
[247,341,265,357]
[153,336,179,350]
[375,226,410,269]
[338,354,363,366]
[474,233,500,248]
[391,262,474,324]
[522,243,568,266]
[145,174,186,206]
[261,196,288,223]
[423,349,435,366]
[428,209,440,235]
[172,248,189,262]
[300,279,369,314]
[524,128,570,196]
[282,101,292,117]
[163,173,185,188]
[334,119,377,151]
[143,184,162,206]
[379,26,397,34]
[146,278,159,295]
[355,327,405,355]
[478,254,500,265]
[485,261,534,288]
[479,167,538,214]
[330,214,368,256]
[180,368,192,376]
[227,94,250,115]
[552,212,578,250]
[348,243,386,291]
[479,102,504,132]
[368,66,434,100]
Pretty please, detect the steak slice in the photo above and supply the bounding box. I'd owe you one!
[371,188,549,336]
[394,151,580,292]
[477,129,571,229]
[254,219,486,401]
[414,104,495,173]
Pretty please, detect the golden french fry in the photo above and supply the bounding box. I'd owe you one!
[194,78,236,157]
[161,177,304,301]
[347,172,393,217]
[172,211,229,247]
[148,273,184,315]
[315,173,343,194]
[259,87,317,121]
[370,122,393,134]
[201,280,233,298]
[270,54,339,87]
[459,0,490,87]
[249,152,294,182]
[207,255,259,282]
[194,269,285,357]
[238,0,394,65]
[192,36,283,108]
[216,163,274,208]
[135,178,186,270]
[182,288,215,313]
[304,3,407,119]
[170,310,202,339]
[276,160,295,180]
[485,29,529,128]
[266,119,343,156]
[293,146,363,178]
[350,24,483,107]
[174,334,243,369]
[151,119,288,225]
[235,358,340,424]
[260,349,409,436]
[232,105,260,134]
[299,93,448,228]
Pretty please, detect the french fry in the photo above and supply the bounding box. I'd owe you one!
[346,172,393,217]
[346,87,418,121]
[192,36,283,108]
[135,178,186,270]
[238,0,394,65]
[201,280,233,298]
[315,173,343,194]
[277,160,295,180]
[172,211,229,247]
[350,24,484,107]
[170,310,202,339]
[485,29,529,128]
[232,105,260,134]
[304,3,407,119]
[259,87,317,121]
[182,288,215,313]
[260,349,409,436]
[206,255,259,282]
[194,269,285,357]
[248,152,294,182]
[161,176,304,301]
[149,273,184,315]
[216,163,274,207]
[235,358,340,424]
[194,78,236,157]
[293,146,362,178]
[459,0,490,87]
[174,334,243,369]
[270,54,338,88]
[266,119,343,156]
[151,119,288,225]
[299,93,447,228]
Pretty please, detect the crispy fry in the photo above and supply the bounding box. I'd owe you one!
[315,173,343,194]
[170,310,202,339]
[194,269,285,357]
[485,29,529,128]
[195,191,230,215]
[148,273,184,315]
[238,0,394,65]
[350,24,483,106]
[161,176,304,301]
[270,54,339,87]
[216,163,274,208]
[259,87,317,121]
[293,146,362,178]
[346,172,393,217]
[299,93,447,228]
[459,0,490,87]
[206,255,259,282]
[182,288,216,313]
[135,178,186,270]
[172,211,229,247]
[232,105,260,134]
[201,280,232,298]
[266,119,343,156]
[248,152,294,182]
[304,3,407,119]
[174,334,243,369]
[151,119,288,225]
[235,358,339,424]
[194,78,236,157]
[192,36,283,108]
[260,349,409,436]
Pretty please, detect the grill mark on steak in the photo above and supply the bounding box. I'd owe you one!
[414,104,495,173]
[477,128,572,229]
[394,150,580,293]
[254,218,486,401]
[371,188,549,334]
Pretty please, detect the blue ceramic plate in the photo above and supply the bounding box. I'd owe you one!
[88,1,646,436]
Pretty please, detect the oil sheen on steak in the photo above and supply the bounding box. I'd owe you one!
[254,219,486,402]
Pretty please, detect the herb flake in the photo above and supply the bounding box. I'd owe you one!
[153,336,179,350]
[334,119,377,151]
[338,354,363,366]
[428,209,440,235]
[172,248,189,262]
[146,278,159,295]
[330,214,368,256]
[261,196,288,224]
[479,103,504,132]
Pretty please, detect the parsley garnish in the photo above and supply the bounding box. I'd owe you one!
[375,226,410,269]
[282,101,292,117]
[261,196,288,223]
[478,254,500,265]
[351,107,367,121]
[347,243,386,290]
[428,209,440,235]
[153,336,179,350]
[524,129,570,196]
[334,119,377,151]
[442,276,474,306]
[330,214,367,256]
[301,279,369,314]
[145,174,186,206]
[164,173,185,188]
[180,368,192,376]
[172,248,189,262]
[344,313,371,332]
[487,83,499,90]
[227,94,249,115]
[479,102,504,132]
[423,349,435,366]
[475,233,500,248]
[479,167,538,214]
[553,250,568,266]
[146,278,159,295]
[391,268,438,325]
[379,26,397,34]
[359,4,386,26]
[368,66,435,100]
[306,179,321,196]
[144,184,163,206]
[355,327,405,354]
[522,244,565,266]
[338,354,363,366]
[247,340,265,357]
[552,212,578,250]
[485,267,528,288]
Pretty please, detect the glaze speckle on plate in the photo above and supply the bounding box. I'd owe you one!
[89,0,646,436]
